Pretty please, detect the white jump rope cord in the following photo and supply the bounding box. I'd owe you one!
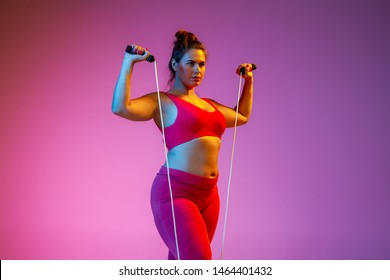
[220,72,243,260]
[153,61,181,260]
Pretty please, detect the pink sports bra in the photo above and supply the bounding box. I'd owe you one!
[158,93,226,150]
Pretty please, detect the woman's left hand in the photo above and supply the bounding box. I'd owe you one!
[236,63,254,80]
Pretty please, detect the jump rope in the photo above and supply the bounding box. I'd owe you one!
[126,45,256,260]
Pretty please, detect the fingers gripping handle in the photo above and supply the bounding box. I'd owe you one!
[239,63,257,75]
[125,45,155,63]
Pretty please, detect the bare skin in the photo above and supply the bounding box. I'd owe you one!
[112,47,254,178]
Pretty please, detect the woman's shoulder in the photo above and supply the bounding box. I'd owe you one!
[201,97,218,104]
[144,91,170,97]
[139,91,169,100]
[141,92,175,106]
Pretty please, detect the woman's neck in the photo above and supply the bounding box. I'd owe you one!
[170,81,196,96]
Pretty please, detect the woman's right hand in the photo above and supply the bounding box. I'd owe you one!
[124,44,152,63]
[113,44,157,120]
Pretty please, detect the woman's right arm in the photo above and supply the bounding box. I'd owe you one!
[111,47,157,121]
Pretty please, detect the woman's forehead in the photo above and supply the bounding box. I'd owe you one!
[182,49,206,61]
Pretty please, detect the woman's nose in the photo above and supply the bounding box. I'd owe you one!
[193,64,200,73]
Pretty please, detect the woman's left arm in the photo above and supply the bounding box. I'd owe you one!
[211,63,254,127]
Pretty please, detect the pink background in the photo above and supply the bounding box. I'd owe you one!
[1,0,389,259]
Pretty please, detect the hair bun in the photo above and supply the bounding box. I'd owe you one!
[175,30,198,45]
[175,30,186,41]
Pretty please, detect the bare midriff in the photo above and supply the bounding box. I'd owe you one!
[164,136,221,179]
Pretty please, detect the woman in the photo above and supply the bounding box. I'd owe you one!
[112,30,254,260]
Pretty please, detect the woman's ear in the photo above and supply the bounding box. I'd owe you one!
[171,58,178,71]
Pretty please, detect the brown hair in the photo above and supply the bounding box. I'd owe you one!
[168,30,207,86]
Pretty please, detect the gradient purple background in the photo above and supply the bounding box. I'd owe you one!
[1,0,389,260]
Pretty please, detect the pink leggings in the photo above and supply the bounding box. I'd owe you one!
[150,166,220,260]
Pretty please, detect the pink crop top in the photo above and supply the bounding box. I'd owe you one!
[158,93,226,150]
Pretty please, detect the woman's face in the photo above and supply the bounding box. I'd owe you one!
[173,48,206,89]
